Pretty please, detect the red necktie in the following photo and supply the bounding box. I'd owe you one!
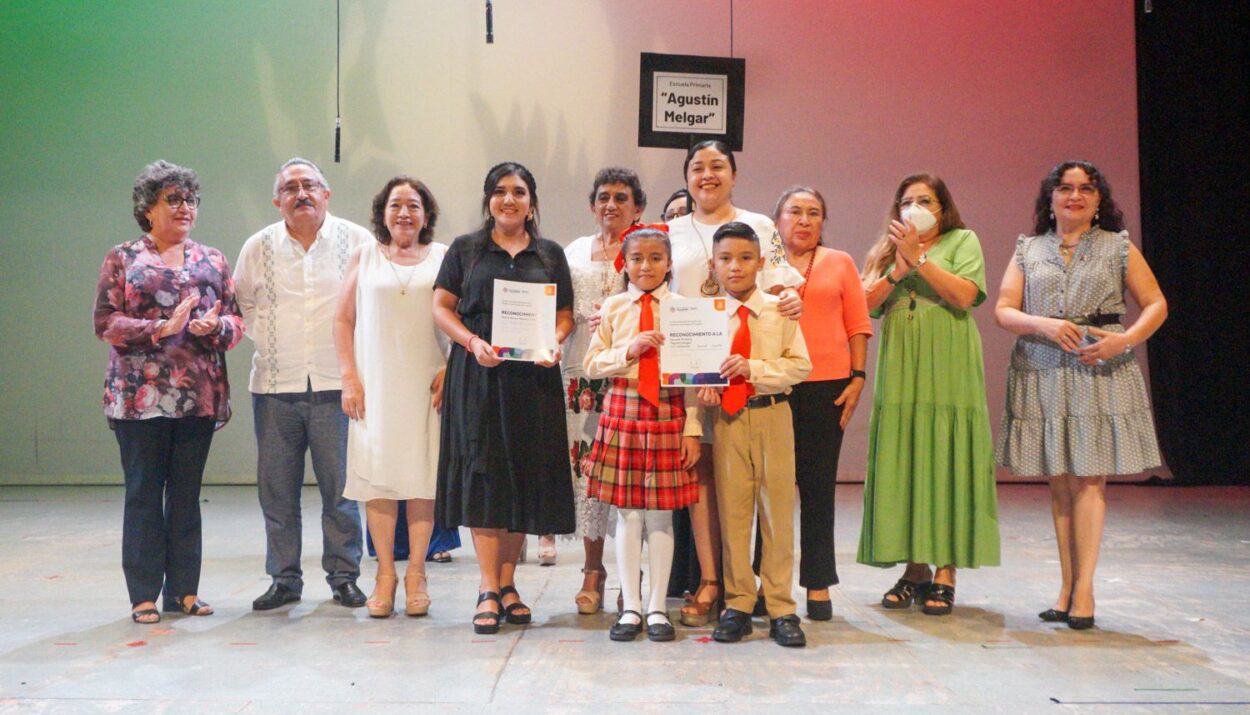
[638,293,660,406]
[722,304,755,415]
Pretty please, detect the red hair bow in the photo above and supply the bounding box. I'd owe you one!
[614,222,670,273]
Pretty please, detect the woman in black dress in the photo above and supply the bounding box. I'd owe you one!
[432,162,576,633]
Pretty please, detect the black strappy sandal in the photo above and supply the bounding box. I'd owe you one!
[473,591,502,634]
[169,596,213,616]
[499,585,532,625]
[881,578,931,609]
[921,584,955,616]
[131,607,160,624]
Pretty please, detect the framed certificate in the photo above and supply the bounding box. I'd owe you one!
[491,279,557,362]
[660,296,730,386]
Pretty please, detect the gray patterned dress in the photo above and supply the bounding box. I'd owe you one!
[996,228,1162,476]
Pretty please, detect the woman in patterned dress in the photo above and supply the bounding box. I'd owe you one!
[560,167,646,613]
[995,161,1167,630]
[93,160,245,623]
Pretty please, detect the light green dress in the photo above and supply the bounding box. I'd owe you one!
[857,229,1001,568]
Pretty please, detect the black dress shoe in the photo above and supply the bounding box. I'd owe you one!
[646,611,676,642]
[1038,608,1069,623]
[770,614,807,647]
[610,610,644,642]
[712,608,753,643]
[253,583,301,611]
[807,598,833,621]
[331,580,367,608]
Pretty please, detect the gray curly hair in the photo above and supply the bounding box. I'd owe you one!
[132,160,200,232]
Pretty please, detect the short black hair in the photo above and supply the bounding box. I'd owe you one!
[712,221,758,245]
[683,140,737,176]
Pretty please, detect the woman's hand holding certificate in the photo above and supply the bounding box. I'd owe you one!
[491,279,558,362]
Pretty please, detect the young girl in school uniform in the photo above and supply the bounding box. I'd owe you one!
[583,226,702,642]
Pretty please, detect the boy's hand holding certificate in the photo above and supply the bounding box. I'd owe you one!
[660,296,730,386]
[492,279,558,362]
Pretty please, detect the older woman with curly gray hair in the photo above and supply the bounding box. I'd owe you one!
[93,160,245,624]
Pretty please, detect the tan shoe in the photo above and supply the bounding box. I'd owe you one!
[367,574,397,618]
[405,571,431,617]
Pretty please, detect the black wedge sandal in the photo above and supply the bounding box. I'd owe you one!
[473,591,503,634]
[499,585,532,625]
[881,578,931,609]
[921,584,955,616]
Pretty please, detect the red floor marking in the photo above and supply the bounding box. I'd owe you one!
[471,639,495,643]
[45,575,61,580]
[151,629,174,635]
[125,640,146,647]
[53,642,77,646]
[695,636,714,643]
[887,638,909,643]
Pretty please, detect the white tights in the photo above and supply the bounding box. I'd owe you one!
[614,509,674,626]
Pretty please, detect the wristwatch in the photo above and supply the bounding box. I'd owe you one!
[916,252,929,268]
[850,369,867,380]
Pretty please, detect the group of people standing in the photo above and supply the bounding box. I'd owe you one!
[94,144,1165,645]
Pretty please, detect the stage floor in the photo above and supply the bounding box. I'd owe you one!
[1,483,1248,713]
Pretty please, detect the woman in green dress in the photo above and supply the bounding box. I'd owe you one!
[857,174,1000,616]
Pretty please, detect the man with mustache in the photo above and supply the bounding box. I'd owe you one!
[234,158,371,610]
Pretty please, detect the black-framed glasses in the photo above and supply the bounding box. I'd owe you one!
[663,207,690,221]
[163,194,200,209]
[278,180,324,197]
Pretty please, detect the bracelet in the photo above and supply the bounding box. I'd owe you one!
[850,369,867,380]
[465,335,479,351]
[885,272,900,286]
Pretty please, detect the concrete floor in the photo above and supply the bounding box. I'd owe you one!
[1,483,1248,714]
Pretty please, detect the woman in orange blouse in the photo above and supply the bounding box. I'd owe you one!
[770,186,872,620]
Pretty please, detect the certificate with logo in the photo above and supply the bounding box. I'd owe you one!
[659,296,730,386]
[491,280,558,362]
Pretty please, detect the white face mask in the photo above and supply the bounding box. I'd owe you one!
[901,204,937,234]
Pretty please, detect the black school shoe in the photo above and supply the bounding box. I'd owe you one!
[769,614,807,647]
[646,611,676,642]
[610,610,644,642]
[712,608,753,643]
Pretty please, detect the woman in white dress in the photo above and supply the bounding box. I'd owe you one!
[665,140,804,626]
[334,176,449,618]
[561,167,646,614]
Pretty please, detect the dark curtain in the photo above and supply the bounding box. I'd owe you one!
[1136,3,1250,484]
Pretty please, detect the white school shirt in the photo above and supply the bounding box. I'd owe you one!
[583,282,702,438]
[234,213,370,394]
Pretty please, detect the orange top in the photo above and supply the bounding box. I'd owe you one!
[796,248,873,381]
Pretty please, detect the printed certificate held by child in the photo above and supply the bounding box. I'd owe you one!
[660,295,730,386]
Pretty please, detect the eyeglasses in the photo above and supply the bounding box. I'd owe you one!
[278,180,324,197]
[899,196,939,210]
[163,194,200,209]
[663,207,690,221]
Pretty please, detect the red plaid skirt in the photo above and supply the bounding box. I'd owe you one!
[584,379,700,510]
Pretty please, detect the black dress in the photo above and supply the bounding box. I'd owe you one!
[434,229,576,534]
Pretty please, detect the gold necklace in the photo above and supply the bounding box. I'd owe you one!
[598,232,620,296]
[690,213,737,296]
[385,243,419,295]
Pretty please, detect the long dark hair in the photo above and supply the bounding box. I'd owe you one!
[1032,160,1126,235]
[370,175,439,245]
[481,161,540,235]
[619,227,673,289]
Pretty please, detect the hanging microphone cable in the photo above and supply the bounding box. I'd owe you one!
[334,0,342,162]
[486,0,494,43]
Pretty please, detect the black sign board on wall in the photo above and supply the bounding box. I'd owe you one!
[638,52,746,150]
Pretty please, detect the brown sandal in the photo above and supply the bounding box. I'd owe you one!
[679,579,721,627]
[405,571,431,617]
[367,574,398,618]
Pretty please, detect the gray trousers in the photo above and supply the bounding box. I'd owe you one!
[253,389,362,591]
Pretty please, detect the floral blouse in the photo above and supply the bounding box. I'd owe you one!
[93,235,245,425]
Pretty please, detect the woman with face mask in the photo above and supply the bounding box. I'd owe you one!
[857,174,1000,617]
[995,161,1166,630]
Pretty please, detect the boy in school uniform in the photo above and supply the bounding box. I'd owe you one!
[702,221,812,647]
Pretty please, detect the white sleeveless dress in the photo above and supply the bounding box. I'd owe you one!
[344,241,448,501]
